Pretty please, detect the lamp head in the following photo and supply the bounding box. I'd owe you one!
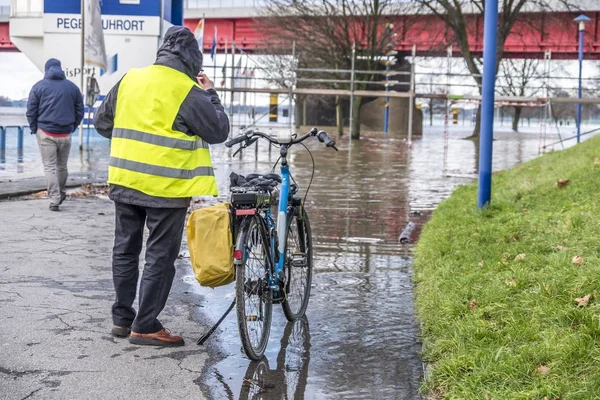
[574,14,591,31]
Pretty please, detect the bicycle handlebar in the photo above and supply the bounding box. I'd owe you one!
[224,127,338,151]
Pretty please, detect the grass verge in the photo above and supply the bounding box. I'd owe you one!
[414,135,600,399]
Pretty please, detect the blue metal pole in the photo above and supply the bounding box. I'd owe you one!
[0,127,5,151]
[384,63,390,134]
[17,126,24,150]
[477,0,499,209]
[576,28,584,143]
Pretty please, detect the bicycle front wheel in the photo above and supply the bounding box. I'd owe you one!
[236,216,273,360]
[282,208,313,321]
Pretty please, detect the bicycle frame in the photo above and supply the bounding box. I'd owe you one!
[258,153,291,294]
[275,163,291,276]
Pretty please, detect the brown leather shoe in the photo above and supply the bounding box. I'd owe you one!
[128,328,185,347]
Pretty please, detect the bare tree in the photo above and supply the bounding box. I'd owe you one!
[497,58,541,132]
[413,0,576,137]
[261,0,409,139]
[550,89,577,126]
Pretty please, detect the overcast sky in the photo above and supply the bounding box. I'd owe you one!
[0,53,43,100]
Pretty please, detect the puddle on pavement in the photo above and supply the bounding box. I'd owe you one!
[182,127,580,399]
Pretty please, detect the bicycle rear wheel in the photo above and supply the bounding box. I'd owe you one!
[236,216,273,360]
[282,208,313,321]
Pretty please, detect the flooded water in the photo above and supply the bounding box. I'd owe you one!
[2,122,598,399]
[184,125,596,400]
[0,127,110,181]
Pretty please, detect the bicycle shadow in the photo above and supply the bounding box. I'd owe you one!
[236,317,311,400]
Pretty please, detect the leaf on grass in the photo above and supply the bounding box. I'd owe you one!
[485,395,490,400]
[478,260,484,267]
[552,245,568,252]
[557,179,570,189]
[575,294,591,307]
[515,253,526,261]
[536,365,551,375]
[511,233,521,241]
[522,207,529,213]
[468,299,478,310]
[505,277,518,287]
[572,256,584,265]
[595,157,600,165]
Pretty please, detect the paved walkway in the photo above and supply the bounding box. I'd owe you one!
[0,196,209,400]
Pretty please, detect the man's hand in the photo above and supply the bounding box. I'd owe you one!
[197,73,215,90]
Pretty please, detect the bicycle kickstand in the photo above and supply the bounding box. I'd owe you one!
[196,298,236,345]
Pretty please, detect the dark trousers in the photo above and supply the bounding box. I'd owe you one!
[111,202,187,334]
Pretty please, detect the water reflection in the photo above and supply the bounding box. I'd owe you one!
[239,318,310,400]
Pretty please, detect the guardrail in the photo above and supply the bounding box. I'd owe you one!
[0,125,25,150]
[184,0,266,8]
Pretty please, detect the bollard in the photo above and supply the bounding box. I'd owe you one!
[0,127,5,150]
[17,126,24,150]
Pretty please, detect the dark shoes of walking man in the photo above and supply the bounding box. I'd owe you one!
[94,26,230,347]
[26,58,84,211]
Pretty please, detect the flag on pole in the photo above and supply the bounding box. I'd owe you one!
[83,0,107,70]
[194,17,205,53]
[210,26,217,61]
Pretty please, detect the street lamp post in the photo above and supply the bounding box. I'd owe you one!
[384,61,390,134]
[574,14,590,144]
[477,0,499,209]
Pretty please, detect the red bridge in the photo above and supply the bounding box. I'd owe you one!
[2,10,600,59]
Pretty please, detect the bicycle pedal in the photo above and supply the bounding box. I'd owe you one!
[291,252,308,268]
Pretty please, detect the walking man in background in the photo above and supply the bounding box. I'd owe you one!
[27,58,84,211]
[94,26,229,347]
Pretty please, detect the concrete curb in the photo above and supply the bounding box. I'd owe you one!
[0,174,107,200]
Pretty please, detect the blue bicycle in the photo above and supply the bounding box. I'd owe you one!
[224,127,337,360]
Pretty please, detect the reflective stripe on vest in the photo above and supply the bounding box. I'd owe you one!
[108,65,218,198]
[109,157,214,179]
[112,128,209,151]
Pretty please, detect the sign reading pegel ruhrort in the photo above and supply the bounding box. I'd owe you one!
[43,14,160,35]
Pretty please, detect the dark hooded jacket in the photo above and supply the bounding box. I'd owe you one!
[26,58,84,134]
[93,26,230,208]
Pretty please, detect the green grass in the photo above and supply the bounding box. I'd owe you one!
[414,135,600,399]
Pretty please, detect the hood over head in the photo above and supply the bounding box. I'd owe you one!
[155,26,203,81]
[44,58,66,80]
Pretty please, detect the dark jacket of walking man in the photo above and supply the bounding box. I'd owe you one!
[93,26,230,347]
[27,58,84,211]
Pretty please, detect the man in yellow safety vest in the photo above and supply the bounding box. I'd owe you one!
[94,26,229,347]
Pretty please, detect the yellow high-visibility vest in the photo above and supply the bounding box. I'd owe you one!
[108,65,217,198]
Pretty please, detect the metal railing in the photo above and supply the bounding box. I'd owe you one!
[184,0,266,8]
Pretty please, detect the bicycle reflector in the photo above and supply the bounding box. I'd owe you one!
[234,250,243,260]
[235,209,256,216]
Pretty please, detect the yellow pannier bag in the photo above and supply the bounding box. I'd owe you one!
[186,202,235,288]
